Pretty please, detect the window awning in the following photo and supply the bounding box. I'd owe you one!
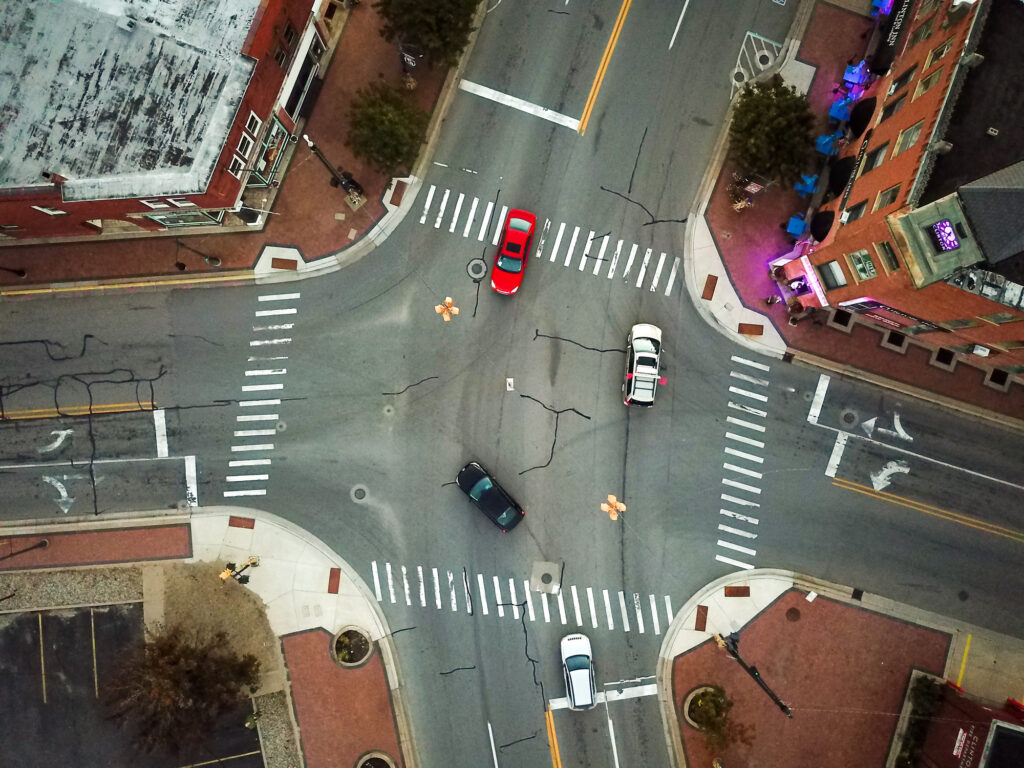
[868,0,915,75]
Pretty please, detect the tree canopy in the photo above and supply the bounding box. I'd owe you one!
[728,75,815,186]
[346,83,429,174]
[374,0,478,67]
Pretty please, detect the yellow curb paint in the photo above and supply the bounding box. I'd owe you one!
[578,0,632,136]
[0,273,252,298]
[956,633,972,688]
[1,402,155,420]
[831,479,1024,545]
[38,613,47,704]
[545,709,563,768]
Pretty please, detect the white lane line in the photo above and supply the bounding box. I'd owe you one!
[493,576,504,617]
[725,446,764,463]
[477,574,489,615]
[153,409,168,458]
[607,239,623,278]
[729,385,768,403]
[664,596,674,625]
[225,474,269,482]
[621,243,638,279]
[477,200,494,241]
[254,308,296,317]
[716,554,755,570]
[587,587,598,629]
[242,383,283,392]
[592,235,609,276]
[237,414,278,422]
[386,563,396,603]
[542,592,551,623]
[433,188,450,228]
[420,185,435,224]
[258,293,300,302]
[240,398,281,407]
[724,462,763,479]
[648,252,666,291]
[372,561,382,601]
[618,591,631,632]
[449,571,458,612]
[721,508,760,524]
[247,355,287,362]
[571,586,583,626]
[723,477,761,494]
[603,589,615,630]
[808,373,830,424]
[579,230,595,272]
[487,722,499,768]
[557,592,567,624]
[234,429,276,437]
[635,247,652,288]
[231,443,274,452]
[223,489,266,497]
[229,459,271,467]
[730,371,769,387]
[433,568,442,610]
[826,432,849,478]
[727,416,766,433]
[649,595,661,635]
[607,711,621,768]
[664,256,681,295]
[726,431,765,448]
[550,222,566,262]
[669,0,694,50]
[633,593,645,634]
[509,579,520,619]
[604,682,661,703]
[462,197,478,238]
[721,493,760,507]
[252,323,293,332]
[449,192,464,233]
[728,401,767,418]
[564,226,580,267]
[402,566,411,606]
[249,338,291,346]
[492,206,508,246]
[731,355,771,372]
[524,580,536,622]
[459,79,582,130]
[719,523,757,539]
[418,566,426,607]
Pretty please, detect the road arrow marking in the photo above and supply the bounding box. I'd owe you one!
[38,429,73,454]
[892,407,913,442]
[870,460,910,491]
[42,475,75,513]
[861,411,913,442]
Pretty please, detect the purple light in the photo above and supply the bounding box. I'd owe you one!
[931,219,960,251]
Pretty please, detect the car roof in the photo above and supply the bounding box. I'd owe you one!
[630,323,662,341]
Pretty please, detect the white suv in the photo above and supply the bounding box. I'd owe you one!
[560,633,596,710]
[622,323,664,406]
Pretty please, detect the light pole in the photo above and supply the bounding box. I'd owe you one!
[0,266,27,279]
[301,134,364,204]
[714,632,792,718]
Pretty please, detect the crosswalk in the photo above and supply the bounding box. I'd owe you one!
[417,184,682,296]
[371,561,675,636]
[715,355,773,570]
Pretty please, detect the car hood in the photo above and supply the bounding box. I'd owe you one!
[491,264,520,293]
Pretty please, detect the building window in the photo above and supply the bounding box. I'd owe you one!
[908,16,935,48]
[874,241,900,272]
[893,121,924,156]
[880,94,907,122]
[925,38,953,69]
[31,205,68,216]
[228,154,246,179]
[889,66,917,95]
[914,68,943,99]
[245,111,263,135]
[140,199,171,210]
[847,249,877,281]
[861,143,889,175]
[978,312,1023,325]
[274,45,289,68]
[282,24,298,47]
[844,200,868,222]
[237,134,255,158]
[875,184,901,211]
[940,318,980,330]
[167,198,197,208]
[817,260,848,290]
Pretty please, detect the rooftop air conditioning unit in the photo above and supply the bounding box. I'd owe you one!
[117,16,137,32]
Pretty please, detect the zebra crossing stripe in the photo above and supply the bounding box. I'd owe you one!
[419,185,435,224]
[386,562,396,603]
[508,578,520,619]
[493,576,504,617]
[603,590,615,630]
[593,235,609,276]
[449,193,464,233]
[418,566,426,606]
[618,591,631,632]
[649,252,666,292]
[550,222,566,262]
[541,591,551,623]
[477,201,494,241]
[477,573,488,615]
[587,587,598,629]
[622,243,638,278]
[433,567,441,609]
[564,226,580,267]
[372,561,382,601]
[635,248,652,288]
[579,230,595,271]
[433,189,449,228]
[608,239,623,278]
[536,218,551,259]
[649,594,661,635]
[664,256,681,295]
[524,579,536,621]
[557,591,567,624]
[721,508,760,525]
[633,593,645,633]
[664,595,674,624]
[448,570,457,611]
[571,585,583,626]
[462,197,478,238]
[491,206,508,246]
[402,566,411,605]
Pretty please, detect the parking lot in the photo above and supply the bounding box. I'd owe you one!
[0,602,264,768]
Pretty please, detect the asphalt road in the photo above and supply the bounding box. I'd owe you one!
[1,1,1023,767]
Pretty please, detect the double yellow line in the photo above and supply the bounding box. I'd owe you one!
[832,478,1024,545]
[578,0,633,135]
[545,708,563,768]
[1,401,155,421]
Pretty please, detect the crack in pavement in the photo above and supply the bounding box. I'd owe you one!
[534,329,624,354]
[0,334,107,362]
[629,127,647,194]
[167,334,224,347]
[515,599,547,711]
[518,393,591,475]
[600,185,688,228]
[382,376,439,396]
[500,730,540,750]
[440,665,477,676]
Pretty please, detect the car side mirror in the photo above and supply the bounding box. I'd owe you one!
[659,376,668,385]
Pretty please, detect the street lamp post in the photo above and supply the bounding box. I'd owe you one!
[0,266,27,279]
[301,134,364,204]
[715,632,792,718]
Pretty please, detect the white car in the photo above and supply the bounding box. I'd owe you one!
[560,633,596,710]
[622,323,665,406]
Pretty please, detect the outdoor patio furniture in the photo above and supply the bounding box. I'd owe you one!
[844,60,869,85]
[815,132,843,156]
[829,96,854,122]
[786,214,807,238]
[794,174,819,199]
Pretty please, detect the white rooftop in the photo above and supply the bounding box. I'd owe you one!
[0,0,261,201]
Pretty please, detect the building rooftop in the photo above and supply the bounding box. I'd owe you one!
[0,0,260,202]
[960,161,1024,267]
[919,0,1024,205]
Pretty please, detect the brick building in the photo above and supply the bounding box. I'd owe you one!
[778,0,1024,389]
[0,0,340,243]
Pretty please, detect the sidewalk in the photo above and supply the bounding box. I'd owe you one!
[657,569,1024,768]
[0,507,413,768]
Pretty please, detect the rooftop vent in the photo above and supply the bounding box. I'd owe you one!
[117,15,137,33]
[986,127,999,137]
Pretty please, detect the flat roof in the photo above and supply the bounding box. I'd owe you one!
[0,0,260,201]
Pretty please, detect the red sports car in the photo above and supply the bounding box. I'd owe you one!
[491,209,536,295]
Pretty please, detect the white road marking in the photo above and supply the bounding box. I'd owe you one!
[635,248,652,288]
[731,355,771,371]
[621,242,638,279]
[386,563,396,603]
[564,226,580,267]
[477,574,489,615]
[727,416,766,433]
[726,431,765,448]
[649,595,661,635]
[226,474,269,482]
[718,523,757,539]
[464,572,472,614]
[557,591,567,623]
[716,554,755,570]
[728,400,767,417]
[721,509,760,524]
[418,566,426,606]
[240,398,281,407]
[524,580,536,621]
[153,409,168,458]
[826,432,849,478]
[730,370,769,387]
[722,477,761,494]
[603,590,615,630]
[459,79,582,130]
[567,585,582,625]
[729,385,768,403]
[402,566,411,606]
[725,446,764,463]
[808,374,830,424]
[664,256,681,295]
[477,201,494,241]
[604,683,660,703]
[633,593,645,633]
[229,459,271,467]
[254,308,296,317]
[231,443,274,452]
[542,591,551,623]
[618,591,630,632]
[234,429,276,437]
[462,197,479,238]
[449,570,458,612]
[248,355,287,362]
[433,188,449,228]
[669,0,694,50]
[223,489,266,497]
[508,578,520,619]
[420,185,435,224]
[536,218,550,258]
[434,568,442,610]
[649,252,666,291]
[593,235,609,276]
[249,338,291,346]
[607,239,623,278]
[550,222,566,262]
[579,230,595,271]
[607,710,622,768]
[722,493,760,507]
[372,561,382,601]
[724,462,763,479]
[493,576,504,617]
[258,293,300,302]
[237,414,278,422]
[449,192,464,233]
[587,587,598,629]
[718,539,756,556]
[664,595,674,624]
[241,383,283,392]
[492,206,508,246]
[252,323,293,331]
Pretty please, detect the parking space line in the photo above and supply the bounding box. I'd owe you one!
[618,591,630,632]
[587,587,598,629]
[477,574,489,615]
[603,589,614,630]
[649,595,661,635]
[524,580,536,622]
[571,585,583,626]
[493,576,504,617]
[509,578,520,619]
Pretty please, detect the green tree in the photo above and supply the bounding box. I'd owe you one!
[728,75,815,186]
[374,0,477,67]
[105,626,261,755]
[346,83,429,174]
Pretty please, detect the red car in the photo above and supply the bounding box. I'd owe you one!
[490,209,536,295]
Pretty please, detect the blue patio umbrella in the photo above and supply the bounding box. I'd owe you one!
[815,132,843,156]
[829,96,854,122]
[844,60,869,85]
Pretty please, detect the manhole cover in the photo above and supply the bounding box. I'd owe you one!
[786,607,801,622]
[840,409,858,426]
[541,573,552,585]
[758,53,772,67]
[351,485,369,503]
[276,420,287,432]
[467,258,487,281]
[383,404,394,416]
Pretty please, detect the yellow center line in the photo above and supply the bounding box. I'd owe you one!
[831,478,1024,544]
[578,0,633,135]
[956,633,972,688]
[545,708,563,768]
[1,402,155,420]
[0,272,253,298]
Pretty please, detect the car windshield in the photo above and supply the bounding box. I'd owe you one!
[496,254,523,272]
[469,476,493,501]
[508,217,532,233]
[565,654,590,672]
[633,337,660,354]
